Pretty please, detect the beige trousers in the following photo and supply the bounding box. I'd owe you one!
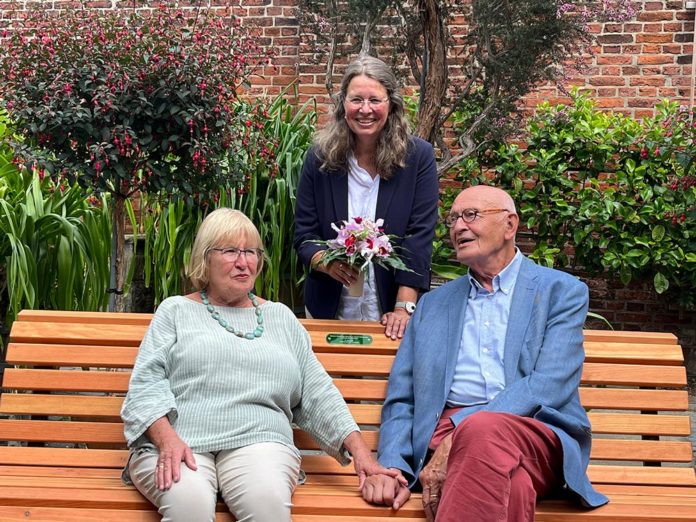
[129,442,301,522]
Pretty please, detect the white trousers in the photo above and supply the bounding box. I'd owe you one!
[129,442,301,522]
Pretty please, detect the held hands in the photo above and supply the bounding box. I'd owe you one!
[361,469,411,510]
[419,433,453,522]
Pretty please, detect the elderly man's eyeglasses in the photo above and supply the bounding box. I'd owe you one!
[444,208,510,228]
[210,247,264,261]
[346,97,389,108]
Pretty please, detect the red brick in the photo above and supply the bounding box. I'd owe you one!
[642,23,662,33]
[638,11,674,22]
[627,98,655,107]
[637,54,675,65]
[597,87,618,97]
[597,55,634,65]
[601,66,622,75]
[597,34,634,44]
[618,88,637,97]
[662,44,684,54]
[636,33,674,44]
[595,98,625,108]
[589,76,626,86]
[637,86,658,97]
[635,109,656,119]
[630,77,666,86]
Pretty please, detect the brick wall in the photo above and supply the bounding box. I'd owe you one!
[1,0,694,367]
[1,1,692,114]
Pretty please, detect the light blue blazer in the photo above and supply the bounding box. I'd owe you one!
[378,256,609,508]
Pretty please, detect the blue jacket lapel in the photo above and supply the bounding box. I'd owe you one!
[503,257,539,384]
[444,277,470,396]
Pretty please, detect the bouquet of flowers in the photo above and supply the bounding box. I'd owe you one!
[313,216,412,273]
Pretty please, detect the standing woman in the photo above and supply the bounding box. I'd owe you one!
[294,56,439,340]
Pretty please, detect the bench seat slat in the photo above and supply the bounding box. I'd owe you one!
[298,453,696,479]
[579,388,689,411]
[6,344,139,368]
[583,342,684,365]
[0,447,127,468]
[4,364,686,397]
[588,413,692,436]
[590,439,693,462]
[0,420,125,445]
[1,389,690,421]
[2,369,130,393]
[581,363,686,387]
[0,395,385,425]
[5,395,691,436]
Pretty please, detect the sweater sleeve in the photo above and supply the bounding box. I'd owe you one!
[289,317,359,465]
[121,299,179,447]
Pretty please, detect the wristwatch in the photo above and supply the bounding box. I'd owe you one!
[394,301,416,315]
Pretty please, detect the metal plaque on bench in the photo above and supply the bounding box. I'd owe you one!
[326,333,373,345]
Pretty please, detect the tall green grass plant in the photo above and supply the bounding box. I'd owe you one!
[140,91,317,308]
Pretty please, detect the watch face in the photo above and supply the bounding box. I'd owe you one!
[405,302,416,314]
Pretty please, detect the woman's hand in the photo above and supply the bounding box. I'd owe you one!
[380,307,411,340]
[361,471,412,510]
[330,260,360,287]
[146,417,198,491]
[342,431,407,490]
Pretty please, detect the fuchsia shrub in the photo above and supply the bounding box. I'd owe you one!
[0,5,274,201]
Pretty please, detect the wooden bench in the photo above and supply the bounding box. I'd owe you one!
[0,309,694,521]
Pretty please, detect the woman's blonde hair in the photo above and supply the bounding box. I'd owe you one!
[186,208,265,290]
[313,55,411,180]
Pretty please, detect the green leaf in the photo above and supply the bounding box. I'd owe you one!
[651,225,665,241]
[653,272,669,294]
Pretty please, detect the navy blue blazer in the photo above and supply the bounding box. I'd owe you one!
[378,256,609,508]
[294,136,439,319]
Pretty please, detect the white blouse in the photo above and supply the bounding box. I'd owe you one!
[336,155,382,321]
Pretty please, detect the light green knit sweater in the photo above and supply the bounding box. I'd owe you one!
[121,296,358,464]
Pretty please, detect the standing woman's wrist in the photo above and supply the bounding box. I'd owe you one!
[310,251,325,272]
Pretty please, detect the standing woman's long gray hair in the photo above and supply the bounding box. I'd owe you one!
[313,56,411,180]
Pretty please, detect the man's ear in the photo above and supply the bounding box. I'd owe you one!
[504,213,519,240]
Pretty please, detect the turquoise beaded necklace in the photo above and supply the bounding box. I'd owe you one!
[200,289,264,340]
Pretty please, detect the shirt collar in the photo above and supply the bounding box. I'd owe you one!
[467,248,523,298]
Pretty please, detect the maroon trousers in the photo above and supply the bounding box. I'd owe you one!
[430,411,564,522]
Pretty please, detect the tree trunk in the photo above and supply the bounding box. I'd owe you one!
[414,0,448,145]
[108,194,127,312]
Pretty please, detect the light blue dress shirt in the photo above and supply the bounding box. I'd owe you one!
[446,249,523,407]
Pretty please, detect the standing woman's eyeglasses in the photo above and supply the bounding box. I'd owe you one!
[346,97,389,108]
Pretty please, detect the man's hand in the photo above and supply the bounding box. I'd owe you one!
[419,433,453,521]
[361,470,411,510]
